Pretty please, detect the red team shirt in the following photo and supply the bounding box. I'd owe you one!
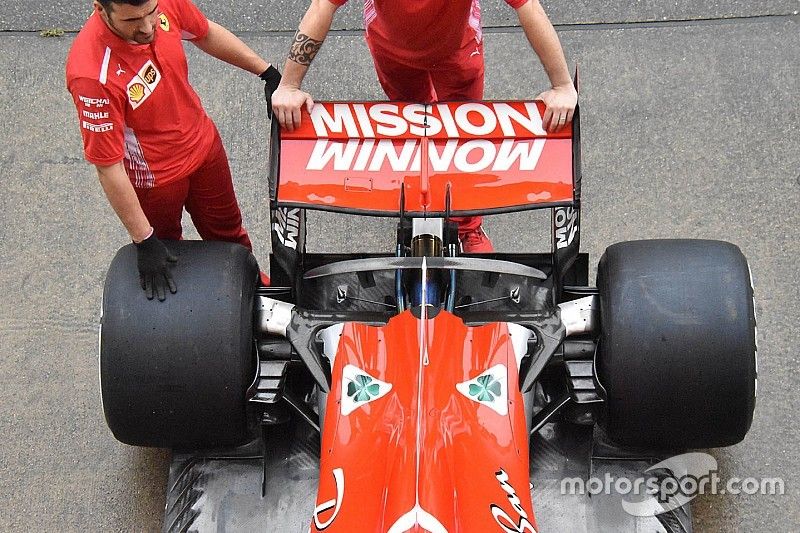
[331,0,527,64]
[66,0,215,189]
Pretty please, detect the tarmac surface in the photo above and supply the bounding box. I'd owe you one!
[0,1,798,531]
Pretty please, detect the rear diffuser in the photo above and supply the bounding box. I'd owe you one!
[164,421,691,532]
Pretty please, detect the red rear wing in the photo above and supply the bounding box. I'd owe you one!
[269,101,579,217]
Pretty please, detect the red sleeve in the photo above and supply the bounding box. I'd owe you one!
[171,0,210,41]
[328,0,348,5]
[68,77,126,166]
[505,0,528,8]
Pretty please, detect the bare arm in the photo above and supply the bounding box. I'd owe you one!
[95,162,152,242]
[96,162,178,300]
[272,0,339,130]
[193,20,270,75]
[515,0,577,132]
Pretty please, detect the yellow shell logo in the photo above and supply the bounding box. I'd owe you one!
[159,13,170,32]
[128,83,146,103]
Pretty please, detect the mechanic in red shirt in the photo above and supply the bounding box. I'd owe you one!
[271,0,577,253]
[66,0,282,300]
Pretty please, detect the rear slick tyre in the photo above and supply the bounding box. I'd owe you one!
[100,240,259,448]
[596,239,756,449]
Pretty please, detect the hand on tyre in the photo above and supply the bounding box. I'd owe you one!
[259,65,282,116]
[135,232,177,301]
[536,83,578,133]
[271,84,314,132]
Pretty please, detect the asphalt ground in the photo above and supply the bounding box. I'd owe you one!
[4,1,799,31]
[0,1,798,531]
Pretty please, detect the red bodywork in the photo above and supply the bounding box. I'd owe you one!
[311,310,537,532]
[277,102,573,215]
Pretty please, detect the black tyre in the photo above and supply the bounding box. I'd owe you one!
[596,239,756,449]
[100,240,259,448]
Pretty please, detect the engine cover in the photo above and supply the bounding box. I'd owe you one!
[312,309,537,533]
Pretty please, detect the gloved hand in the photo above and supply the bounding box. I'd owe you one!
[259,65,282,116]
[135,232,177,301]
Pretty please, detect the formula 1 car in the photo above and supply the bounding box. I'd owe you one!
[98,93,757,532]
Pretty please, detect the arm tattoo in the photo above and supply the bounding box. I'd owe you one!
[289,31,323,66]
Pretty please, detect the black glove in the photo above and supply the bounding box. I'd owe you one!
[259,65,282,116]
[135,233,177,301]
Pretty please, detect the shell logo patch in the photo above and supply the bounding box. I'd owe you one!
[128,83,146,103]
[159,13,170,32]
[340,364,392,416]
[456,364,509,416]
[126,60,161,110]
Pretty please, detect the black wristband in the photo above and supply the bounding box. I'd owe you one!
[259,65,282,94]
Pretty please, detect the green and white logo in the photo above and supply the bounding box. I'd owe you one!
[341,364,392,415]
[469,375,502,402]
[456,364,508,415]
[347,374,380,402]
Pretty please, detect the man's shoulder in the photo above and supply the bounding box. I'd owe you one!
[159,0,200,21]
[66,14,116,85]
[157,0,209,39]
[160,0,181,11]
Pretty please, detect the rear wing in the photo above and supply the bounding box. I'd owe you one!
[268,100,581,217]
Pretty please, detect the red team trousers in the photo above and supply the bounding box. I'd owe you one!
[134,130,252,250]
[368,37,485,233]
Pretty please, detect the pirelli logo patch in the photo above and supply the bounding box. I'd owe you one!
[126,60,161,110]
[82,121,114,133]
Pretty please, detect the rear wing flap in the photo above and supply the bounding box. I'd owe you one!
[267,100,581,218]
